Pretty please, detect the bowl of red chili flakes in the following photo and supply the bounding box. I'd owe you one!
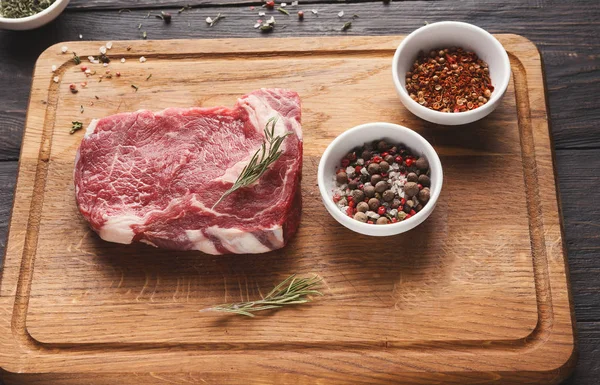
[392,21,511,126]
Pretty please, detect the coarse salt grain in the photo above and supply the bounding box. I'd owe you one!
[292,1,299,5]
[346,166,355,177]
[121,58,126,63]
[281,2,287,6]
[206,17,213,24]
[103,63,109,67]
[254,23,261,28]
[338,11,344,17]
[85,69,91,74]
[267,16,275,24]
[258,11,265,16]
[53,76,59,83]
[51,65,57,72]
[79,34,83,39]
[139,56,147,63]
[106,41,113,49]
[61,46,68,53]
[99,46,107,55]
[311,9,318,14]
[356,158,364,165]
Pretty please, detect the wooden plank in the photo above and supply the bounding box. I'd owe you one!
[0,35,574,384]
[0,0,598,161]
[0,162,17,256]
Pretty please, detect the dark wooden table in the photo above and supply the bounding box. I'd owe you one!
[0,1,598,384]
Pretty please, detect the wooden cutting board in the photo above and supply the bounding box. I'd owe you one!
[0,35,575,385]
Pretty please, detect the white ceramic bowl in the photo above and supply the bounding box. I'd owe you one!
[317,122,443,236]
[0,0,70,31]
[392,21,511,125]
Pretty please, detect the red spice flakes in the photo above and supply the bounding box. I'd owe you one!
[69,83,78,93]
[405,47,493,113]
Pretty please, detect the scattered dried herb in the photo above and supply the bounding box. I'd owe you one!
[178,5,192,13]
[70,121,83,135]
[118,8,131,14]
[203,275,323,317]
[138,23,142,29]
[72,52,81,65]
[0,0,55,18]
[277,7,289,15]
[80,105,84,114]
[95,95,100,100]
[206,13,225,27]
[131,84,139,92]
[156,11,172,23]
[342,21,352,31]
[99,53,110,64]
[146,74,152,81]
[212,117,290,208]
[142,31,147,39]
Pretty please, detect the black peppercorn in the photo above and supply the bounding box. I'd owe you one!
[356,201,369,213]
[384,154,394,164]
[352,189,365,202]
[375,181,388,193]
[418,187,430,204]
[368,198,380,211]
[364,185,376,198]
[354,212,368,222]
[418,174,430,187]
[362,150,372,160]
[379,161,390,173]
[371,174,383,185]
[367,163,381,175]
[348,179,358,190]
[404,181,419,197]
[416,157,429,171]
[407,172,418,182]
[336,171,348,184]
[392,198,401,209]
[383,190,395,202]
[377,140,390,152]
[376,217,390,224]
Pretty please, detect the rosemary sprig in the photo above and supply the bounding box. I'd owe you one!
[72,52,81,65]
[277,7,289,15]
[211,116,290,209]
[204,275,323,317]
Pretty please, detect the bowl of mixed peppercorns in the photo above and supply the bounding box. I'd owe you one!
[392,21,511,125]
[317,122,442,236]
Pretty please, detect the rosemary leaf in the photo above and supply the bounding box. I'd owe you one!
[70,121,83,135]
[342,21,352,31]
[131,84,139,92]
[146,74,152,81]
[179,5,192,13]
[277,7,289,15]
[212,117,290,209]
[72,52,81,65]
[204,275,323,317]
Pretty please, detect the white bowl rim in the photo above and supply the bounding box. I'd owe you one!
[392,21,511,118]
[0,0,68,23]
[317,122,443,235]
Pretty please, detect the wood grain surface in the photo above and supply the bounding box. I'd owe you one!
[0,1,598,384]
[0,35,575,384]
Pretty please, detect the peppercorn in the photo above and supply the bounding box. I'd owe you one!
[367,163,381,175]
[415,204,423,212]
[362,150,372,160]
[418,174,430,187]
[397,211,407,221]
[297,10,304,20]
[383,190,395,202]
[404,181,419,197]
[407,172,418,182]
[391,198,401,209]
[415,157,429,171]
[371,174,383,185]
[403,204,412,214]
[418,187,430,204]
[336,171,348,184]
[352,189,365,202]
[377,140,390,152]
[376,217,390,224]
[384,154,394,164]
[354,212,368,222]
[348,179,358,190]
[375,181,388,193]
[405,158,414,168]
[364,185,375,198]
[368,198,380,211]
[360,174,369,183]
[356,201,369,213]
[379,161,390,173]
[162,11,172,23]
[266,0,275,8]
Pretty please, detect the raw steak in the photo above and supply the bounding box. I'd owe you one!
[74,89,303,255]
